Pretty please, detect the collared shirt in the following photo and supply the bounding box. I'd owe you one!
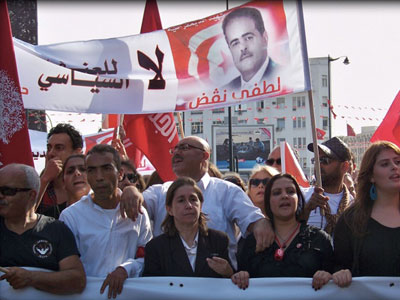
[143,173,264,268]
[240,57,270,91]
[302,186,354,229]
[59,194,152,277]
[179,231,199,271]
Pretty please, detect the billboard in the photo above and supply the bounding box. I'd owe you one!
[212,125,274,171]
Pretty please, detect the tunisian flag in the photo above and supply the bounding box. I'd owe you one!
[0,0,33,168]
[370,91,400,146]
[280,142,309,188]
[116,0,178,181]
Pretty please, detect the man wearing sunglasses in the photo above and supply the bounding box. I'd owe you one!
[120,136,274,269]
[118,160,145,192]
[0,164,86,295]
[266,146,282,172]
[302,137,353,235]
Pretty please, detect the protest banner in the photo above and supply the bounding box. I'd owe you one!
[1,268,399,300]
[14,0,310,114]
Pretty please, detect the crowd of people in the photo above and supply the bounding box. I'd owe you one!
[1,122,400,298]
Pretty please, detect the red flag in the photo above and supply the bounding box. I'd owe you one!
[371,91,400,146]
[83,128,115,154]
[123,0,178,181]
[347,123,356,136]
[316,128,326,140]
[0,1,33,168]
[281,142,310,188]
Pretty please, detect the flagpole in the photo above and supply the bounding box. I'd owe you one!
[176,112,185,139]
[308,90,324,216]
[226,0,234,172]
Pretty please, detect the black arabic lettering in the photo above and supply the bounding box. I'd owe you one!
[137,45,166,90]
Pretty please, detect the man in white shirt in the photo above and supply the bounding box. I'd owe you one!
[120,136,274,268]
[60,145,152,298]
[302,137,353,235]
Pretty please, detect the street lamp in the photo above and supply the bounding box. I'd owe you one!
[327,55,350,139]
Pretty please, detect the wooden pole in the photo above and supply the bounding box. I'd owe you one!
[308,90,324,216]
[176,112,185,139]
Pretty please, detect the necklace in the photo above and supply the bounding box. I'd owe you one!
[274,222,300,261]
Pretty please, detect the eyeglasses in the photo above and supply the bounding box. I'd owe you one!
[122,173,138,183]
[311,156,334,165]
[169,143,205,154]
[249,178,270,187]
[266,158,281,166]
[0,186,31,196]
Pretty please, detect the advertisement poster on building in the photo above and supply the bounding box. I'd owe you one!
[212,125,273,171]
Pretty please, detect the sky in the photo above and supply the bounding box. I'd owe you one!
[35,0,400,136]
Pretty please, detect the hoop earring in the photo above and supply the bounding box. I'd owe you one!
[369,184,377,201]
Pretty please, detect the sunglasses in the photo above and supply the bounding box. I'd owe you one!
[169,143,205,154]
[266,158,281,166]
[249,178,270,187]
[122,173,139,183]
[311,156,334,165]
[0,186,31,196]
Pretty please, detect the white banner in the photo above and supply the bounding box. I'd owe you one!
[15,0,310,114]
[1,269,400,300]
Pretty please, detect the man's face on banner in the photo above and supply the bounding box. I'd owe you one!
[224,16,268,82]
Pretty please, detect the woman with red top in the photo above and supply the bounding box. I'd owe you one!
[232,174,333,290]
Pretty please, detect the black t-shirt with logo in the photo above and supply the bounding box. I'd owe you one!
[0,214,80,271]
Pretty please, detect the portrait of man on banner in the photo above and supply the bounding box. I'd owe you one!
[221,7,283,91]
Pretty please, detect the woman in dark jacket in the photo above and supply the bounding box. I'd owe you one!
[232,174,333,290]
[143,177,233,278]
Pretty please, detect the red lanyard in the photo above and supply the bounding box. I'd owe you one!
[274,222,300,261]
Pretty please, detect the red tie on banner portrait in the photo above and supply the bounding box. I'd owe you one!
[0,0,33,168]
[109,0,178,182]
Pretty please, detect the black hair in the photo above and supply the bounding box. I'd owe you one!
[48,123,83,150]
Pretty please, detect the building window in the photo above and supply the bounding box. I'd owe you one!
[302,118,306,128]
[213,120,223,125]
[277,118,285,131]
[303,137,306,147]
[191,122,203,134]
[277,138,285,144]
[297,118,302,128]
[322,117,328,130]
[293,138,297,148]
[322,75,328,87]
[212,108,225,114]
[191,110,202,115]
[277,97,285,109]
[256,101,264,111]
[298,137,302,148]
[322,96,328,107]
[235,104,247,113]
[257,119,264,125]
[238,119,247,124]
[293,118,297,128]
[292,98,297,111]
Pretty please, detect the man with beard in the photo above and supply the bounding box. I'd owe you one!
[120,136,273,268]
[302,137,353,235]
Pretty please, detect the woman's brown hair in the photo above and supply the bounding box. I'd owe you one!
[344,141,400,237]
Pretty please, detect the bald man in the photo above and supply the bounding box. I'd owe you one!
[120,136,274,268]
